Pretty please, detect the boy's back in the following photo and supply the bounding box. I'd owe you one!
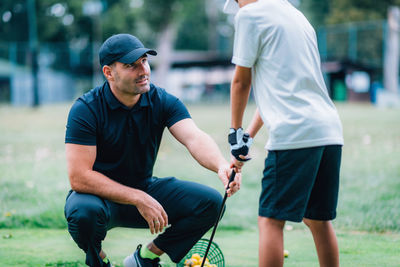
[233,0,343,150]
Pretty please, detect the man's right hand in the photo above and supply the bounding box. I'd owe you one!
[217,164,241,197]
[135,192,168,234]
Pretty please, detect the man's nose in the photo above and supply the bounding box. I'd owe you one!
[138,62,149,74]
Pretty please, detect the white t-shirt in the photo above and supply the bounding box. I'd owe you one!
[232,0,344,150]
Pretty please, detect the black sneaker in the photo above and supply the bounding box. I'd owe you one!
[123,244,161,267]
[102,256,113,267]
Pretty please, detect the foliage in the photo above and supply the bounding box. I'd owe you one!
[0,0,225,78]
[2,0,400,47]
[0,0,217,47]
[174,1,210,51]
[139,0,180,33]
[327,0,400,24]
[2,0,397,77]
[299,0,330,27]
[300,0,400,26]
[0,0,30,42]
[101,0,138,41]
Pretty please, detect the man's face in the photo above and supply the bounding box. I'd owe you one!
[110,56,151,96]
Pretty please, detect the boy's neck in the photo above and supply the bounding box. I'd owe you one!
[238,0,257,8]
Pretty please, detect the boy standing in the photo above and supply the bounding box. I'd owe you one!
[224,0,344,266]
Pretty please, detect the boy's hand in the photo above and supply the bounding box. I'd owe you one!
[228,128,253,162]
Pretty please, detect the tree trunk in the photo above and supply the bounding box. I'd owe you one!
[384,6,399,94]
[153,23,177,88]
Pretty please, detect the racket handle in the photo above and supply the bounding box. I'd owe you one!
[225,170,236,191]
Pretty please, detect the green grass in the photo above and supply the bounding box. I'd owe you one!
[0,103,399,231]
[0,102,400,265]
[0,228,399,267]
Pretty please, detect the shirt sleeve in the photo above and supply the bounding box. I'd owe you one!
[65,99,97,145]
[162,92,191,128]
[232,10,260,68]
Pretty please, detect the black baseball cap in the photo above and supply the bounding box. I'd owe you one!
[99,34,157,66]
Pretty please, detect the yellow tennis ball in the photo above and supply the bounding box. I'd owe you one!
[199,257,209,264]
[191,253,201,261]
[184,258,194,266]
[284,249,289,258]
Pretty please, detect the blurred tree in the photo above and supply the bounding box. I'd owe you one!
[0,0,217,80]
[328,0,400,23]
[135,0,215,86]
[101,0,138,41]
[3,0,400,47]
[0,0,29,42]
[300,0,400,25]
[300,0,330,27]
[175,1,209,51]
[325,0,400,67]
[300,0,400,69]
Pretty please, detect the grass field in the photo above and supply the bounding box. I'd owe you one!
[0,102,399,266]
[1,228,399,267]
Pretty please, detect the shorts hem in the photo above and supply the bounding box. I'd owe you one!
[304,210,337,221]
[258,207,303,223]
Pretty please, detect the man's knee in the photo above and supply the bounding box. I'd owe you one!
[65,193,109,237]
[198,189,223,225]
[67,205,99,229]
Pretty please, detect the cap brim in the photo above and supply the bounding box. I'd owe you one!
[118,48,157,64]
[223,0,239,14]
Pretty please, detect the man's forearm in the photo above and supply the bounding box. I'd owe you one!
[70,169,144,206]
[186,131,229,173]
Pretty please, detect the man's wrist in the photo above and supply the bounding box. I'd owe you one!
[217,162,230,171]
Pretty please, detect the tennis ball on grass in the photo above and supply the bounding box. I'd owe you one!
[284,249,289,258]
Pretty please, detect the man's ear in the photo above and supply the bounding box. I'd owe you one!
[102,65,113,81]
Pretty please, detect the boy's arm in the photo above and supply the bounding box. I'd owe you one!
[246,108,264,138]
[231,65,252,129]
[230,65,253,167]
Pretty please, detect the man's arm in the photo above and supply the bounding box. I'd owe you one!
[65,143,168,234]
[168,119,240,197]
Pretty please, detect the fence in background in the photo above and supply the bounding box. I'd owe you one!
[317,20,386,70]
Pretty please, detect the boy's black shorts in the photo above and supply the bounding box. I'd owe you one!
[259,145,342,222]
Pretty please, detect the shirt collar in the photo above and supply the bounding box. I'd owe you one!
[104,81,150,110]
[140,88,150,108]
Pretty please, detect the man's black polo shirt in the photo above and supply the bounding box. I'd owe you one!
[65,82,191,188]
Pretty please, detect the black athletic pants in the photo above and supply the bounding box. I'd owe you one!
[64,176,223,267]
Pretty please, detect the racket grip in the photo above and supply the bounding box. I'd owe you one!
[225,170,236,190]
